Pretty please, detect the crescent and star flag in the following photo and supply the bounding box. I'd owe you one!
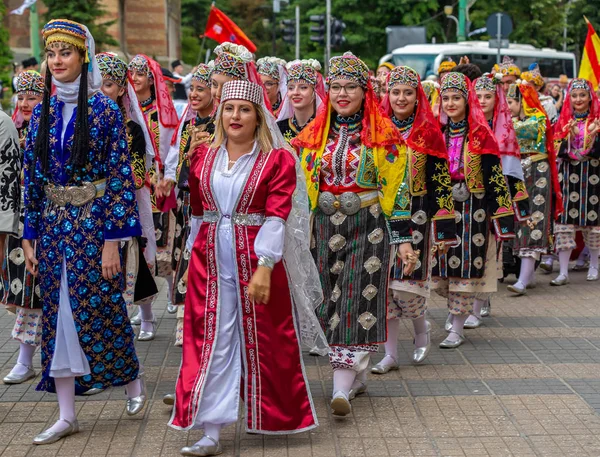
[203,5,257,53]
[579,17,600,91]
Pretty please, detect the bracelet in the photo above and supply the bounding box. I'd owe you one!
[258,256,275,270]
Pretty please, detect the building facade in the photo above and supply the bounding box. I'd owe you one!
[5,0,181,64]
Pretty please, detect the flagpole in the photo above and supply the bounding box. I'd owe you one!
[197,2,216,65]
[30,3,40,62]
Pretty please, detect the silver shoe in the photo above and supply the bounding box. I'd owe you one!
[126,372,147,416]
[412,321,431,364]
[439,332,465,349]
[464,315,482,329]
[349,380,367,400]
[507,283,526,296]
[572,261,589,271]
[33,419,79,445]
[370,355,399,374]
[550,274,569,286]
[181,435,223,456]
[167,301,177,314]
[130,311,142,326]
[480,299,491,318]
[587,268,599,281]
[3,363,36,384]
[308,346,322,356]
[539,262,553,273]
[137,318,156,341]
[330,391,351,416]
[444,313,453,332]
[163,393,175,406]
[82,387,104,396]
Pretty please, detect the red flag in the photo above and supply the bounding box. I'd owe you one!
[204,6,257,53]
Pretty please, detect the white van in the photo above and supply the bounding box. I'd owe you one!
[382,42,577,81]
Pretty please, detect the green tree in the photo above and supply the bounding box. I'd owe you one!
[0,0,13,105]
[567,0,600,62]
[43,0,117,50]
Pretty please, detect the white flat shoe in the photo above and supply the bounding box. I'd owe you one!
[330,391,351,416]
[480,299,491,317]
[507,282,526,295]
[587,267,599,281]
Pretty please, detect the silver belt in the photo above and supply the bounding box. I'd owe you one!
[44,180,106,207]
[317,191,378,216]
[451,182,471,202]
[203,210,265,226]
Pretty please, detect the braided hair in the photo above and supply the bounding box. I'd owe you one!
[31,50,90,183]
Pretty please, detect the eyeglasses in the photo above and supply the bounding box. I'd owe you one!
[329,83,361,95]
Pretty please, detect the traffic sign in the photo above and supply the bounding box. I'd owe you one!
[486,13,513,39]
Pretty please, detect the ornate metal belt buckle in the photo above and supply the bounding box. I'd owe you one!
[69,181,97,207]
[317,192,337,215]
[521,157,532,179]
[338,192,362,215]
[452,182,471,202]
[44,185,69,207]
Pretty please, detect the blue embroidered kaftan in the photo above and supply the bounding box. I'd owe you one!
[23,92,141,394]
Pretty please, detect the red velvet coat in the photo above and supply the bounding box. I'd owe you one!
[170,144,318,433]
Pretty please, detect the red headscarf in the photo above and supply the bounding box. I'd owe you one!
[440,73,500,155]
[493,85,521,158]
[554,78,600,140]
[381,73,447,159]
[520,84,563,217]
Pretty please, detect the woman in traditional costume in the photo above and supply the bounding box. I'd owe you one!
[433,72,515,349]
[293,52,415,416]
[170,63,214,346]
[257,57,287,117]
[170,79,326,456]
[470,73,529,321]
[22,19,146,445]
[551,78,600,284]
[504,82,562,294]
[96,52,158,316]
[2,70,44,385]
[277,59,325,144]
[127,53,178,339]
[371,66,455,374]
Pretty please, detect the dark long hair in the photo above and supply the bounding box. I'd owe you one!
[31,52,90,182]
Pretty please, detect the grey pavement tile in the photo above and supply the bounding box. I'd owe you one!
[406,380,490,397]
[460,338,540,365]
[485,379,573,395]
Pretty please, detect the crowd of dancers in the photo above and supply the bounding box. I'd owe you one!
[0,17,599,457]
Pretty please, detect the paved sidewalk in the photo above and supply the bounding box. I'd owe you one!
[2,267,600,456]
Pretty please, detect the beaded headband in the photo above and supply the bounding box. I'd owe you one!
[128,55,152,79]
[15,70,45,96]
[498,56,521,77]
[97,52,128,87]
[221,80,263,105]
[191,63,213,87]
[440,72,468,98]
[521,64,544,87]
[571,78,591,92]
[286,59,320,85]
[212,42,252,80]
[437,59,456,74]
[327,52,369,88]
[42,19,87,56]
[474,75,497,93]
[388,66,419,89]
[257,57,286,81]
